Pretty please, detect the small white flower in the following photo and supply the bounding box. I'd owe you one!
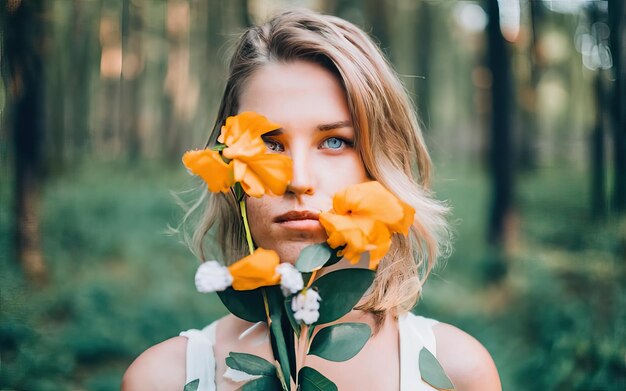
[291,289,321,325]
[276,263,304,296]
[194,261,233,293]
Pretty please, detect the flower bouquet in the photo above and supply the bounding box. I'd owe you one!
[182,112,454,391]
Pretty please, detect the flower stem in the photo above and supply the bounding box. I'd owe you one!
[294,268,319,383]
[238,198,273,333]
[238,194,288,388]
[306,269,318,289]
[262,289,271,327]
[296,325,306,388]
[239,199,255,255]
[274,360,289,391]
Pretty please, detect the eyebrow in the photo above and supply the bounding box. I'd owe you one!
[317,120,352,131]
[263,120,352,137]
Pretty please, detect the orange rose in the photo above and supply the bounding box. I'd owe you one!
[228,248,281,290]
[182,149,234,193]
[319,181,415,270]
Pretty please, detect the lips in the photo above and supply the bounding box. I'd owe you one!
[274,210,320,223]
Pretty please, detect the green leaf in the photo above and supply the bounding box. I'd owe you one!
[295,243,332,272]
[307,324,316,342]
[308,322,371,362]
[284,296,301,337]
[299,366,337,391]
[217,287,266,323]
[310,269,375,325]
[233,182,244,201]
[419,348,455,390]
[301,272,313,286]
[225,352,276,376]
[324,246,344,268]
[239,375,282,391]
[263,287,294,384]
[183,379,199,391]
[269,311,292,386]
[273,360,290,391]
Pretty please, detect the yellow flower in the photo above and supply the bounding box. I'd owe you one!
[319,181,415,270]
[184,111,292,197]
[218,111,281,152]
[233,153,293,197]
[220,112,292,197]
[228,248,281,290]
[182,149,234,193]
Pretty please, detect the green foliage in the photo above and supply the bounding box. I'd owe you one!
[310,269,375,325]
[269,308,292,387]
[295,243,332,272]
[0,162,227,391]
[240,375,282,390]
[308,322,371,362]
[298,367,337,391]
[224,351,285,390]
[1,162,623,390]
[284,296,301,337]
[217,287,267,323]
[183,379,199,391]
[225,352,275,376]
[419,348,455,390]
[423,165,626,391]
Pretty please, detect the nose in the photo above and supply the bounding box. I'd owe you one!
[287,149,315,197]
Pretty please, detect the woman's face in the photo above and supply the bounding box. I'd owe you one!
[239,60,369,264]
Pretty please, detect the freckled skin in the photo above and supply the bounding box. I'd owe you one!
[239,61,369,264]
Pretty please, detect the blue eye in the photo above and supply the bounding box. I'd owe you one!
[321,137,346,150]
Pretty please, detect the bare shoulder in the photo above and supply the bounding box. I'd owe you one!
[217,313,250,336]
[213,313,272,358]
[121,336,188,391]
[433,322,502,391]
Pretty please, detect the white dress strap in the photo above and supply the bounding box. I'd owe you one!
[181,314,440,390]
[180,321,218,391]
[399,312,440,391]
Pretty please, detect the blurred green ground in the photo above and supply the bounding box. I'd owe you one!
[1,162,624,390]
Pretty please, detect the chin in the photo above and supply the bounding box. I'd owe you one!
[276,240,324,264]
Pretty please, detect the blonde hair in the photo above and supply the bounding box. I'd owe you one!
[186,8,451,321]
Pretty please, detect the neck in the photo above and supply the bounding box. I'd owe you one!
[316,254,371,278]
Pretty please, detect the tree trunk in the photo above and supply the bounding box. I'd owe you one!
[162,0,193,161]
[590,72,607,219]
[414,1,432,130]
[238,0,251,27]
[518,0,543,170]
[609,1,626,214]
[121,0,143,161]
[5,0,47,283]
[67,0,96,162]
[486,0,515,249]
[98,1,123,157]
[365,0,390,59]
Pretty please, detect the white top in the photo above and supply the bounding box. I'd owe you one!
[180,312,440,391]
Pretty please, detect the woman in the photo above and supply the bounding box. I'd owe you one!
[123,8,501,391]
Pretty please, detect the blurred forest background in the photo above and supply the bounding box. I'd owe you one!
[1,0,625,390]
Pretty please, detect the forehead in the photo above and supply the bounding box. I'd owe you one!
[238,60,352,131]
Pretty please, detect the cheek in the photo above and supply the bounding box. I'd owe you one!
[319,153,368,189]
[350,154,369,182]
[245,197,272,245]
